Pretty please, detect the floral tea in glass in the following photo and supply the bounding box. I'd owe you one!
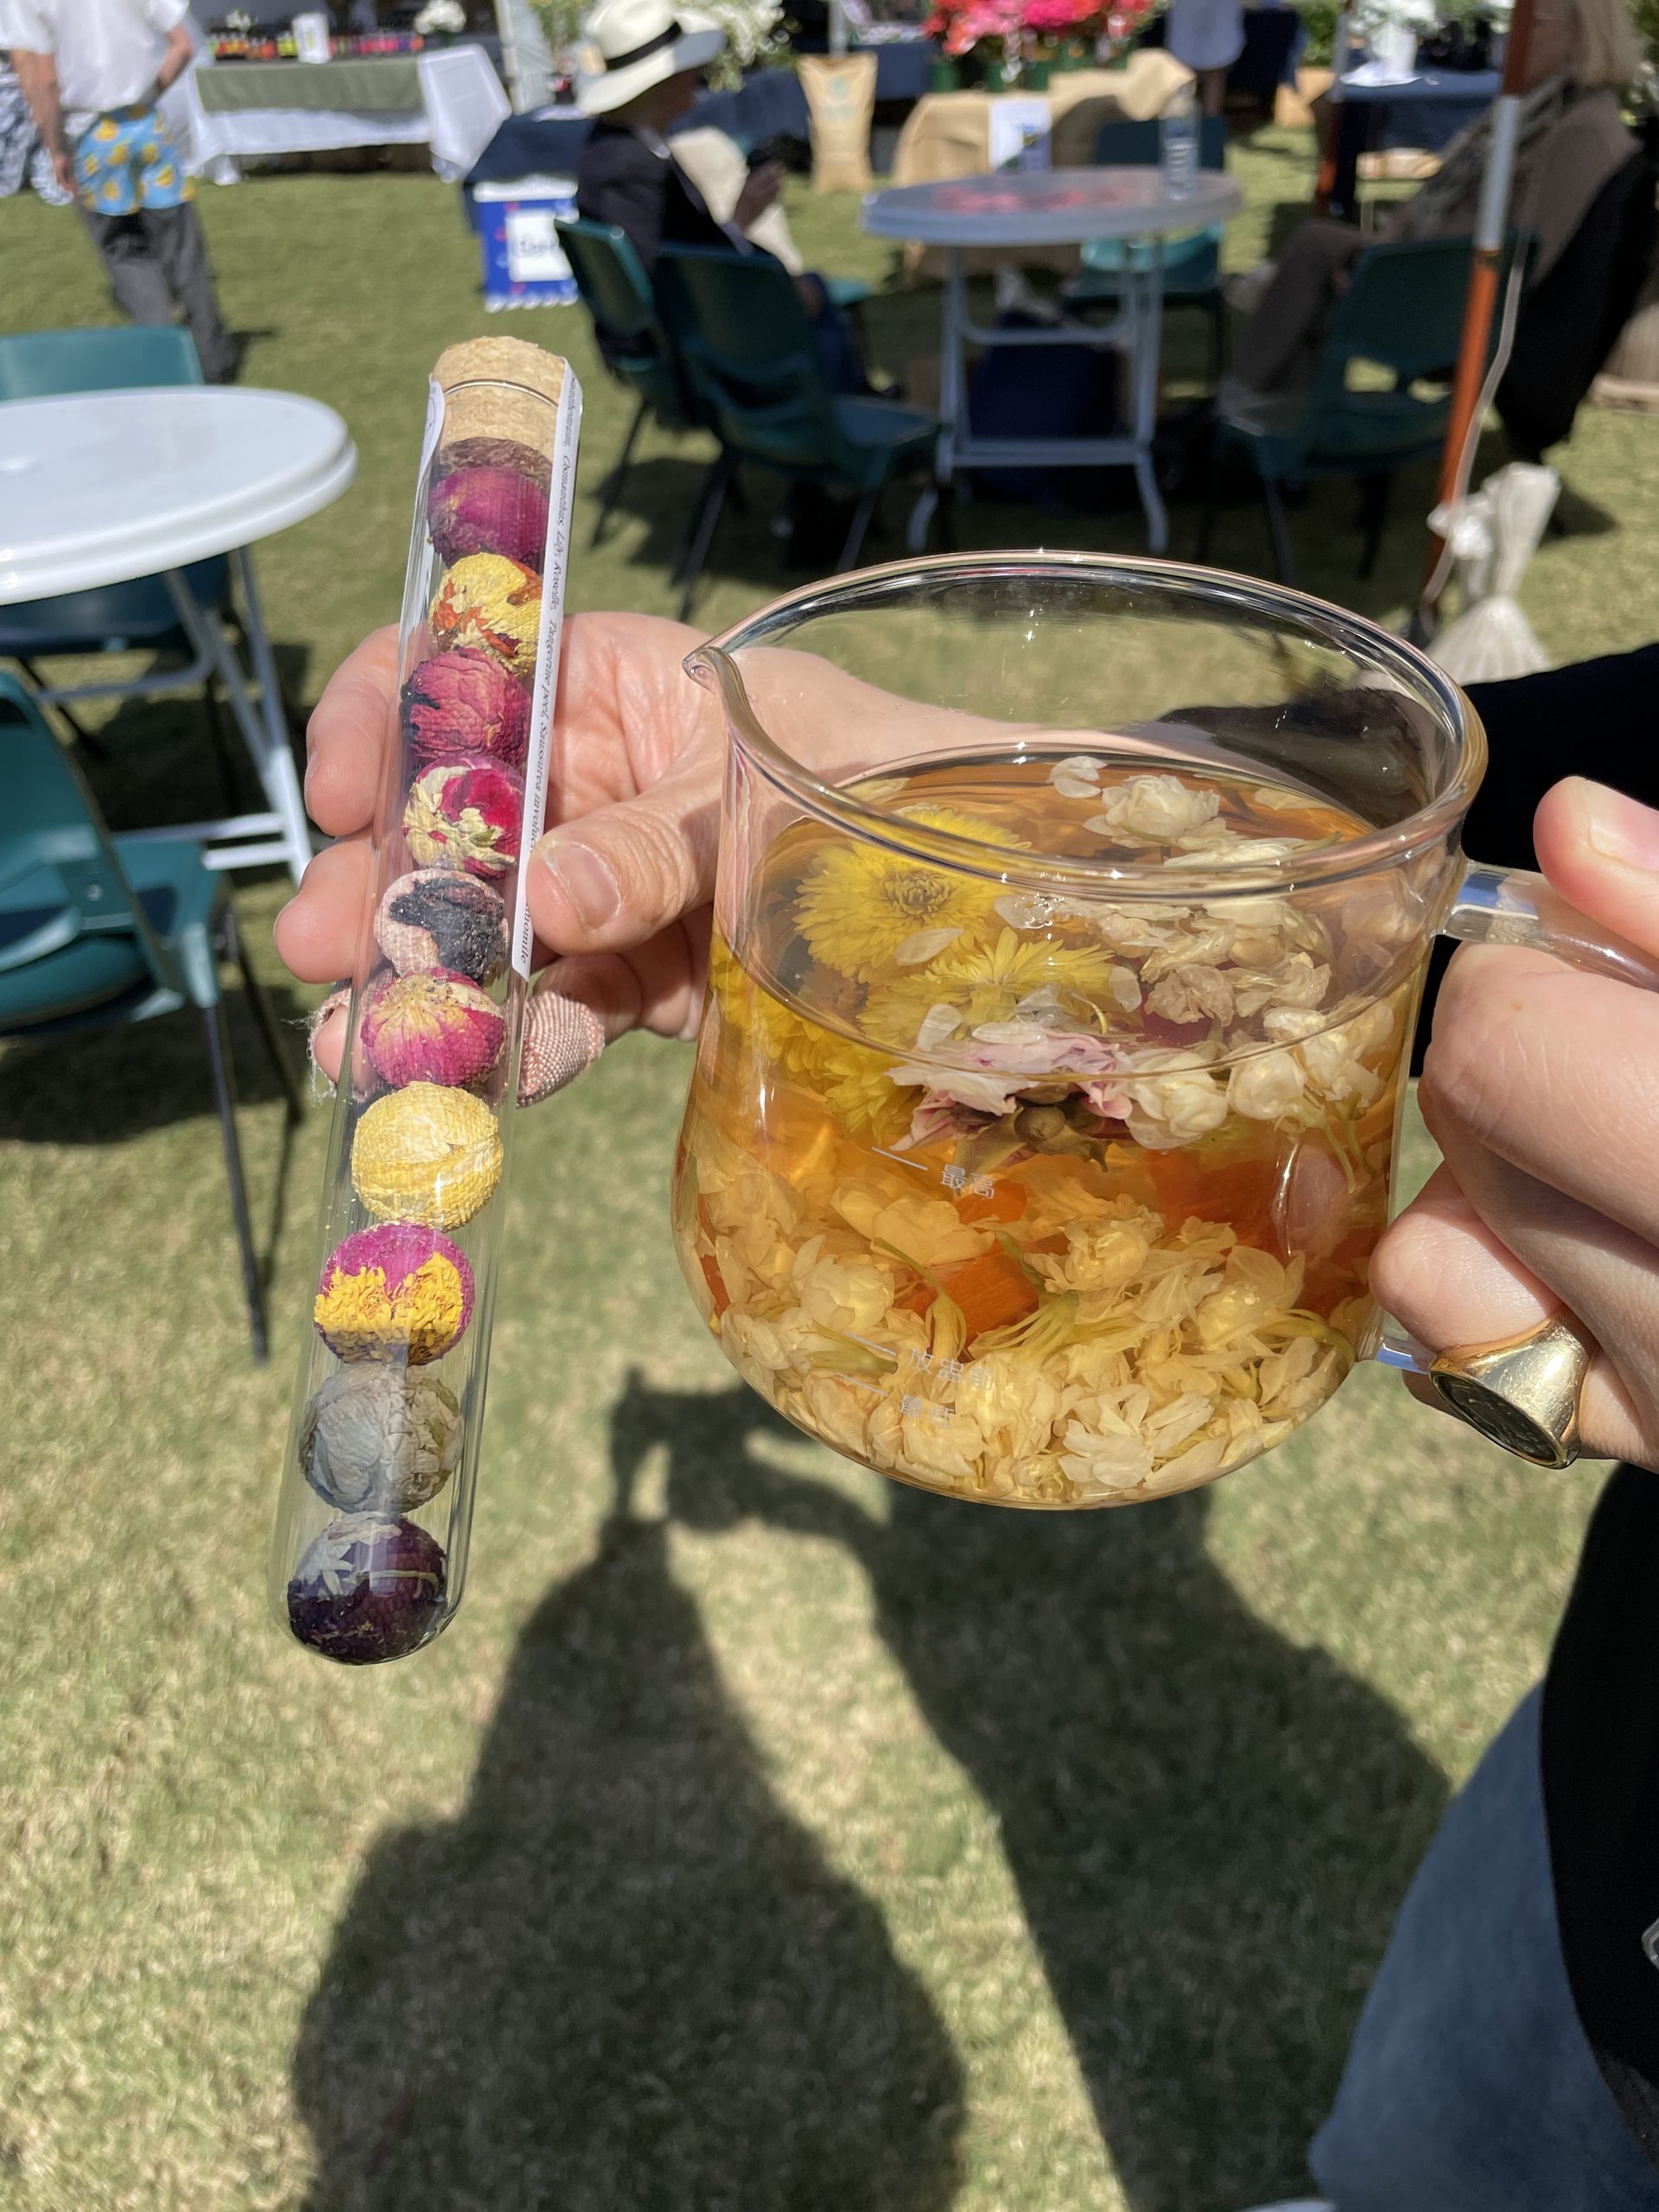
[671,555,1533,1509]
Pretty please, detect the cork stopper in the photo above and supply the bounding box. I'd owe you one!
[433,339,569,467]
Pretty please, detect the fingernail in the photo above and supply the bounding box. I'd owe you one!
[540,835,620,929]
[1579,780,1659,874]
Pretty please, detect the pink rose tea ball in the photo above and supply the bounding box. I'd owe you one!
[402,649,530,770]
[404,753,524,879]
[361,966,505,1090]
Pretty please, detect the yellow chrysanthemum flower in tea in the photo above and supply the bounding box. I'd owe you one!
[865,928,1125,1051]
[795,805,1023,982]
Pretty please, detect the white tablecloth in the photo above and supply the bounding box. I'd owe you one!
[170,45,508,183]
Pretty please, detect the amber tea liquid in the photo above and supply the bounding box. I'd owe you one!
[674,753,1421,1507]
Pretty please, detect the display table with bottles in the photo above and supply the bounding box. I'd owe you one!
[179,44,507,180]
[861,165,1241,551]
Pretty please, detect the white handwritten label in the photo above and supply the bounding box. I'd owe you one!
[512,369,583,982]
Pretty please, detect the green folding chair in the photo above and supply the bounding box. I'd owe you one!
[654,245,941,618]
[0,672,301,1361]
[1203,232,1533,585]
[556,217,719,551]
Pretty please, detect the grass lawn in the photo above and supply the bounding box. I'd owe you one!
[0,131,1652,2211]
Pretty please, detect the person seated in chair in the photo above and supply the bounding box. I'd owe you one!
[574,0,867,393]
[1224,0,1643,409]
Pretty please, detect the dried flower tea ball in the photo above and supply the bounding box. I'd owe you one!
[287,1514,448,1665]
[429,551,542,681]
[351,1082,504,1231]
[435,434,552,498]
[404,754,524,879]
[362,967,505,1090]
[376,868,508,988]
[429,463,551,573]
[299,1367,462,1515]
[315,1222,475,1363]
[402,648,531,770]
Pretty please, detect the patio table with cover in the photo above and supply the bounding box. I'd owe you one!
[862,165,1242,551]
[0,386,356,884]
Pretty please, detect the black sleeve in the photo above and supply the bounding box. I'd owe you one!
[575,133,670,270]
[1411,642,1659,1072]
[1543,1465,1659,2171]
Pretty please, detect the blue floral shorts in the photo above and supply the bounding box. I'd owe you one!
[74,104,192,216]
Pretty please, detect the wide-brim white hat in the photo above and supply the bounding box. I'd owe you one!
[575,0,726,114]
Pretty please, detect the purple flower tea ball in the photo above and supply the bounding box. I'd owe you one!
[287,1514,448,1665]
[375,868,508,988]
[428,463,551,572]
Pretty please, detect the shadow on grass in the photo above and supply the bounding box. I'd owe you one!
[56,635,315,837]
[295,1372,1448,2211]
[290,1380,967,2212]
[0,973,310,1141]
[639,1375,1450,2212]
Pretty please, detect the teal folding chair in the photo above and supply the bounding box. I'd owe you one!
[1065,117,1230,382]
[1203,232,1534,585]
[0,672,301,1360]
[0,327,232,755]
[654,245,940,619]
[556,218,719,551]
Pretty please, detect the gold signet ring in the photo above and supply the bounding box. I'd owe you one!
[1427,1311,1597,1470]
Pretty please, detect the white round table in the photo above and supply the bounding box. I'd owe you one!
[0,386,357,883]
[862,168,1243,552]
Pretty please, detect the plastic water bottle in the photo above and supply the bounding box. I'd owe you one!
[1160,86,1198,200]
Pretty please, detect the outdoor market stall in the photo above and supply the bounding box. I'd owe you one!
[1325,65,1501,217]
[179,43,509,180]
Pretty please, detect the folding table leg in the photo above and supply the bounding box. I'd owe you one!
[163,563,314,886]
[232,549,314,885]
[1128,257,1169,556]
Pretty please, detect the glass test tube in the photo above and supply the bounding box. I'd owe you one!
[270,336,582,1664]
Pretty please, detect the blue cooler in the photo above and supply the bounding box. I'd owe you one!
[474,175,579,310]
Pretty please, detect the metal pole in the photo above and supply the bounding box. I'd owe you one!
[1311,0,1354,215]
[829,0,849,55]
[1419,0,1535,616]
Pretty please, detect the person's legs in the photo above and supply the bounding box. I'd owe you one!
[76,205,175,324]
[142,203,238,381]
[1228,218,1361,396]
[797,271,868,395]
[1306,1689,1659,2212]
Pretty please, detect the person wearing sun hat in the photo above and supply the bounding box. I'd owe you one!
[575,0,785,275]
[574,0,867,397]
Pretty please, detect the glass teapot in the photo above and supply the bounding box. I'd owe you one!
[670,554,1648,1509]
